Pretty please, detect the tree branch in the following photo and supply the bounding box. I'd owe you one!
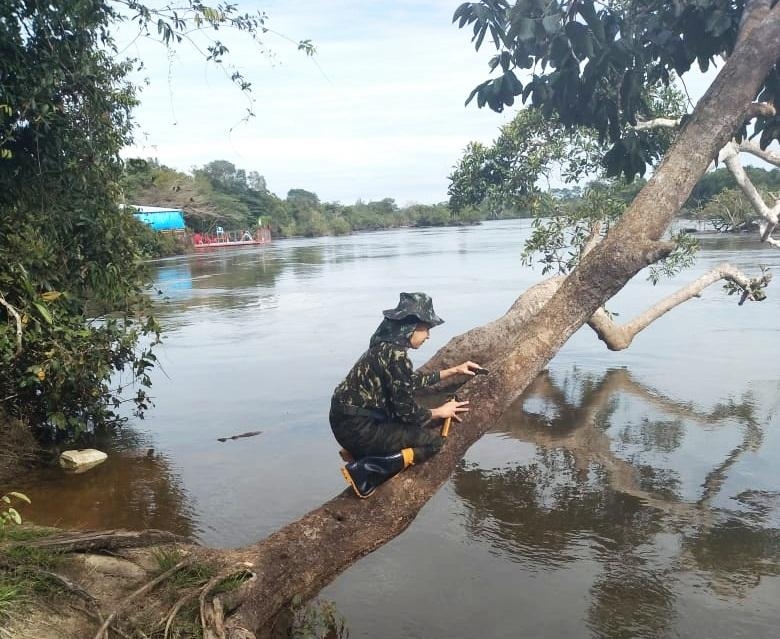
[581,221,603,257]
[719,141,774,219]
[634,117,681,130]
[745,101,776,120]
[635,101,774,133]
[759,221,780,246]
[738,139,780,167]
[719,140,780,237]
[587,263,771,350]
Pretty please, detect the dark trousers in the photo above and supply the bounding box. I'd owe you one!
[329,409,443,462]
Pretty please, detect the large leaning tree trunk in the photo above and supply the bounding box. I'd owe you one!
[203,13,780,639]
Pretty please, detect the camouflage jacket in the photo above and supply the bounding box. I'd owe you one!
[331,341,440,426]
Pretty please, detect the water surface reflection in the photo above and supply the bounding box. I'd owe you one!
[449,367,779,637]
[13,429,198,537]
[10,221,780,637]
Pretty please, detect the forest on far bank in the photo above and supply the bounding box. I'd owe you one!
[123,156,780,258]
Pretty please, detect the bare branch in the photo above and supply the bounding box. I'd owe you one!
[720,140,780,228]
[759,221,780,246]
[634,117,681,130]
[581,221,602,257]
[0,294,23,356]
[738,139,780,167]
[634,102,773,133]
[640,239,677,264]
[588,263,771,350]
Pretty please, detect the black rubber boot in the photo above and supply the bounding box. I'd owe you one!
[341,449,414,498]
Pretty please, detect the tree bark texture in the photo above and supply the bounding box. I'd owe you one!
[217,13,780,638]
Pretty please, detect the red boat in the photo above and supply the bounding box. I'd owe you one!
[192,227,272,249]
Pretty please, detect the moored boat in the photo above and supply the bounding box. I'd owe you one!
[193,227,272,249]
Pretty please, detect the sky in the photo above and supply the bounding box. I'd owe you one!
[118,0,517,205]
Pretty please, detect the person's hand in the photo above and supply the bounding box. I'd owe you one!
[431,399,470,422]
[451,361,483,376]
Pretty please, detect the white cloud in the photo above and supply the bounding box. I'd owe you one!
[118,0,512,203]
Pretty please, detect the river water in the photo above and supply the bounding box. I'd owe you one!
[13,219,780,638]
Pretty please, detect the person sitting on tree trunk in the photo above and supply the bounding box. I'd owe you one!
[330,292,479,498]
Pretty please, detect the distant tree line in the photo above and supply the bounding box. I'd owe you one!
[123,156,780,259]
[121,158,483,245]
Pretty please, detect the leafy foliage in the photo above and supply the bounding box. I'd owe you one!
[448,107,608,215]
[686,166,780,210]
[123,158,473,236]
[119,0,315,122]
[0,0,161,435]
[696,187,773,232]
[0,529,63,627]
[453,0,780,179]
[1,0,319,437]
[522,181,628,274]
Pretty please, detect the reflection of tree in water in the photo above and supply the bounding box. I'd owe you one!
[587,555,677,639]
[287,245,326,276]
[452,368,779,636]
[189,251,283,290]
[18,428,198,539]
[456,456,676,639]
[685,517,780,594]
[152,246,331,316]
[152,251,285,316]
[457,456,663,564]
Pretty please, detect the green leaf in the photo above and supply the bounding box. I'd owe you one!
[505,70,523,96]
[565,22,594,59]
[33,301,53,325]
[465,80,491,107]
[513,17,536,42]
[577,2,605,42]
[7,508,21,524]
[7,492,30,504]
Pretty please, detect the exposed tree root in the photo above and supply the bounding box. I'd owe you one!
[69,603,132,639]
[23,529,186,553]
[37,569,99,607]
[93,556,193,639]
[162,587,200,639]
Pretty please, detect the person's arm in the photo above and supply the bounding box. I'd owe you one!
[411,369,440,389]
[412,360,484,388]
[387,351,435,425]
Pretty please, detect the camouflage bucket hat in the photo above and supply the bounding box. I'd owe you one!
[382,292,444,327]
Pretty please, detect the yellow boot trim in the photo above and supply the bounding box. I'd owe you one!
[402,447,415,468]
[340,466,372,499]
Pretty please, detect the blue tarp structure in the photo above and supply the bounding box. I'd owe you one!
[132,205,186,231]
